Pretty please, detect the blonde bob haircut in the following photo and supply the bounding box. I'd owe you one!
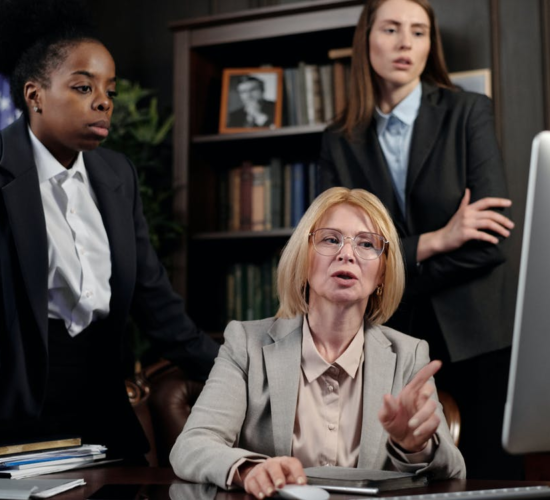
[276,187,405,325]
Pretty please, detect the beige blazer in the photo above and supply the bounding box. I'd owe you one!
[170,316,466,488]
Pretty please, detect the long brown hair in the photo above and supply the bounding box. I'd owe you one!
[342,0,456,138]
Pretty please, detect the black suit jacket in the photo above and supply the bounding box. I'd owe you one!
[0,117,219,453]
[319,83,514,362]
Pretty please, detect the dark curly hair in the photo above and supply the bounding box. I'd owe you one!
[0,0,100,116]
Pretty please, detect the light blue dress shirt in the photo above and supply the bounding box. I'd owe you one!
[375,83,422,215]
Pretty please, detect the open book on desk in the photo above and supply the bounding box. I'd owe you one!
[305,467,428,494]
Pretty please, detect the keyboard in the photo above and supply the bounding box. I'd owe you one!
[379,486,550,500]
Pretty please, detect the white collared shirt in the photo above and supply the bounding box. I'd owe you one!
[29,127,112,336]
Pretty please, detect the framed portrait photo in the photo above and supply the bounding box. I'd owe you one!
[219,67,283,134]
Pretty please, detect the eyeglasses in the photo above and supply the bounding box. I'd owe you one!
[309,228,388,260]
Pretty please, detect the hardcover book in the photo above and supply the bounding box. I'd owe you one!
[0,437,81,457]
[305,467,428,493]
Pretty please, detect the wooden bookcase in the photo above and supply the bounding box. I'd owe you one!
[169,0,364,334]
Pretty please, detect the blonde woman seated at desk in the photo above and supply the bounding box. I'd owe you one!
[170,187,465,498]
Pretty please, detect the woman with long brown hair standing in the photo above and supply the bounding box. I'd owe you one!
[319,0,521,479]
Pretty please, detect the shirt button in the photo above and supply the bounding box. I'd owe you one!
[70,208,76,214]
[328,424,336,431]
[327,385,334,392]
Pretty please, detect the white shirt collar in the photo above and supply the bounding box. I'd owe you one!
[28,126,86,185]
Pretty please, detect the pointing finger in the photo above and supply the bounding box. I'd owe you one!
[406,360,442,393]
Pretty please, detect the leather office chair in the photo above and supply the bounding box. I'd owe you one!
[127,361,462,466]
[437,389,461,446]
[127,360,204,466]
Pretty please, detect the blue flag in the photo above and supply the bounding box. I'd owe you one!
[0,74,21,130]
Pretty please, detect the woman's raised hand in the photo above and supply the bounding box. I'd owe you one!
[417,188,514,262]
[240,457,307,499]
[378,360,442,453]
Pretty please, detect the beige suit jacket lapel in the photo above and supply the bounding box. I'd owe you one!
[263,316,303,457]
[358,324,396,469]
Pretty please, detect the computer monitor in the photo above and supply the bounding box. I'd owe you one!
[502,131,550,454]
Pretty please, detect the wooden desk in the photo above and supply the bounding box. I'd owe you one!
[46,466,550,500]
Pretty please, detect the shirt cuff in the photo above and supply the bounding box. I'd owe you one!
[227,458,266,487]
[388,437,437,464]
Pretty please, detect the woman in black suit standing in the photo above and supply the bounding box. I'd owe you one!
[0,0,219,460]
[319,0,520,479]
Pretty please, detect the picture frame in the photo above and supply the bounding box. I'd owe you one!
[449,68,492,97]
[219,67,283,134]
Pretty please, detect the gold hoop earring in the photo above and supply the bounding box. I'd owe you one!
[376,284,384,296]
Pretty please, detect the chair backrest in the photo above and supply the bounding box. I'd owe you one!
[438,389,461,446]
[126,360,204,466]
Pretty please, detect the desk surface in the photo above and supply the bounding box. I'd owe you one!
[46,466,550,500]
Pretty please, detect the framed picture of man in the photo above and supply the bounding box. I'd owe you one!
[219,67,283,134]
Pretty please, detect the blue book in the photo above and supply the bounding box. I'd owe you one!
[291,162,306,227]
[270,157,283,229]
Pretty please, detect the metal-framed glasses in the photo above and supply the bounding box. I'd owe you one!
[309,228,388,260]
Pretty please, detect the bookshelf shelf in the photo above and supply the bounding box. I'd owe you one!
[171,1,362,332]
[192,124,326,144]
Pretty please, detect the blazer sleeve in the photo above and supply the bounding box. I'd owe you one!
[125,156,219,381]
[410,94,510,295]
[385,340,466,479]
[170,321,268,488]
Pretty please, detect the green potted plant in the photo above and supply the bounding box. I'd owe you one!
[103,79,179,366]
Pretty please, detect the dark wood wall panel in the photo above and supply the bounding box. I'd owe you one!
[431,0,492,72]
[498,0,545,284]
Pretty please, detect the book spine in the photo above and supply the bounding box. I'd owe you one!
[261,259,272,318]
[251,165,266,231]
[296,62,308,126]
[319,64,334,123]
[304,64,316,125]
[218,169,229,231]
[226,266,235,324]
[240,161,253,231]
[283,67,298,126]
[228,167,241,231]
[270,157,283,229]
[283,163,292,228]
[234,263,243,321]
[308,161,318,205]
[291,162,306,227]
[263,165,272,231]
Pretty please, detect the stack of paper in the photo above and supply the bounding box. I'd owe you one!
[0,478,85,499]
[0,446,107,479]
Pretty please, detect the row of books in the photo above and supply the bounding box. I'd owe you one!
[225,254,280,324]
[218,158,320,232]
[283,59,351,127]
[0,437,108,479]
